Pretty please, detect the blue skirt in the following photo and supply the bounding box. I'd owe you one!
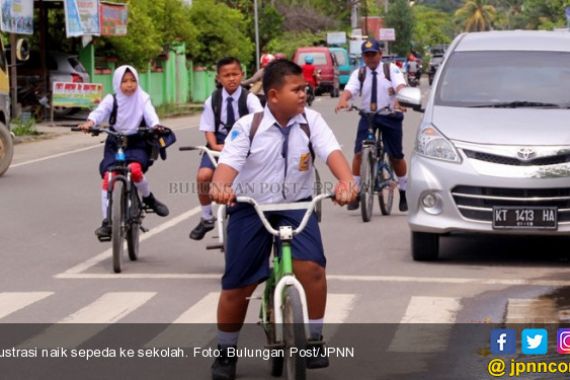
[98,135,152,177]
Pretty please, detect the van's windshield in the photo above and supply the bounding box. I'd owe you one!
[297,52,327,66]
[435,51,570,108]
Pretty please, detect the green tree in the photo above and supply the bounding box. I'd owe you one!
[186,0,254,67]
[454,0,496,32]
[519,0,568,30]
[384,0,415,56]
[266,31,327,59]
[412,5,453,56]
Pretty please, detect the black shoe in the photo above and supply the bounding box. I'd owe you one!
[143,193,169,217]
[399,190,408,212]
[95,219,111,241]
[190,217,216,240]
[306,337,329,369]
[211,345,237,380]
[347,194,360,211]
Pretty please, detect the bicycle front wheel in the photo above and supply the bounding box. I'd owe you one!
[127,188,140,261]
[283,286,306,380]
[111,181,125,273]
[378,153,395,215]
[359,147,375,222]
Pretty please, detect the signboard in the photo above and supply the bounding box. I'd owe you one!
[100,2,128,36]
[64,0,83,37]
[379,28,396,41]
[327,32,347,45]
[0,0,34,35]
[52,82,104,109]
[77,0,100,35]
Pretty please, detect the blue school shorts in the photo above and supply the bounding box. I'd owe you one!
[222,200,326,290]
[354,112,404,159]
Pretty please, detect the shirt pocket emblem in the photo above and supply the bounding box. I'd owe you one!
[298,152,311,172]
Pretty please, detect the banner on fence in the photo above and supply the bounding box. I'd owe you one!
[0,0,34,35]
[100,2,127,36]
[52,82,104,109]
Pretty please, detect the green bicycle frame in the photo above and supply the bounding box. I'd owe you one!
[260,241,293,330]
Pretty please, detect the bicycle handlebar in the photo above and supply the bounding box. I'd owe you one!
[235,193,333,238]
[348,104,392,117]
[70,126,159,138]
[179,145,221,167]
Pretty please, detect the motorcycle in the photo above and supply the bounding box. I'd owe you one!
[407,70,419,87]
[305,85,315,107]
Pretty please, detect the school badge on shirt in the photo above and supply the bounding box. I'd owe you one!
[299,152,311,172]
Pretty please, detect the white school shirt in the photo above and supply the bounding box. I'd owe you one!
[87,94,160,135]
[199,87,263,136]
[344,64,406,112]
[219,107,341,204]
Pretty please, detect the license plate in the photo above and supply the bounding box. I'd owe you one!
[492,206,558,230]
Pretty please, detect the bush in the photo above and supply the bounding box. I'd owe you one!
[11,116,39,136]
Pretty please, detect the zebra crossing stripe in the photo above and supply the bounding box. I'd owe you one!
[0,292,53,320]
[388,296,462,353]
[20,292,156,349]
[506,298,557,324]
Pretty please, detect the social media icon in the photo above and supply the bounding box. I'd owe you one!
[522,329,548,355]
[557,329,570,354]
[491,329,516,355]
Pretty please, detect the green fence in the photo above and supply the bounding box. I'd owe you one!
[79,43,217,106]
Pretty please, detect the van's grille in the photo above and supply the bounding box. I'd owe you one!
[452,186,570,223]
[463,150,570,166]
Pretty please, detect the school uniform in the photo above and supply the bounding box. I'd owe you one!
[198,86,263,170]
[344,64,407,158]
[217,107,341,290]
[88,66,160,177]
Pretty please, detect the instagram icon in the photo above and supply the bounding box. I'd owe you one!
[557,329,570,354]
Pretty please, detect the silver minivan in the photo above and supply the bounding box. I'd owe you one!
[397,31,570,261]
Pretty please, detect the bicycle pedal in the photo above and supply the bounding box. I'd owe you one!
[140,225,149,233]
[206,244,223,250]
[97,236,111,242]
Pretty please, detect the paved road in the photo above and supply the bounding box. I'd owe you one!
[1,79,570,378]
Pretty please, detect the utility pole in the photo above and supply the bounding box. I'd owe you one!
[351,1,359,29]
[384,0,389,55]
[254,0,260,71]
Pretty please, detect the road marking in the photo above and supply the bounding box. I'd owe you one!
[20,292,156,349]
[55,206,202,277]
[0,292,53,320]
[388,296,462,353]
[145,292,219,348]
[506,298,557,324]
[12,126,196,168]
[325,294,357,324]
[11,144,102,168]
[57,271,570,287]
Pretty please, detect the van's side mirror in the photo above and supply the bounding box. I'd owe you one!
[16,39,30,61]
[397,87,423,113]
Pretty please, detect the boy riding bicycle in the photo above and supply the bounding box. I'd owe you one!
[79,65,169,240]
[190,57,263,241]
[209,59,357,380]
[335,39,410,212]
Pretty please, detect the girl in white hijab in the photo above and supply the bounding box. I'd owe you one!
[79,65,169,240]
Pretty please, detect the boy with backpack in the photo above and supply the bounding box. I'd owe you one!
[208,59,357,380]
[190,57,263,240]
[335,39,410,212]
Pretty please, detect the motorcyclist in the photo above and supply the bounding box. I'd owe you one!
[301,54,318,103]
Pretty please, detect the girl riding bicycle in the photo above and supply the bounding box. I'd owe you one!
[79,65,169,240]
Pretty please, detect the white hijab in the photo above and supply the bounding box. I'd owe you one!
[112,65,151,133]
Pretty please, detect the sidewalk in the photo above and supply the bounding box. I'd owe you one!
[12,113,202,165]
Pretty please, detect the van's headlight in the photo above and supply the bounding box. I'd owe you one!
[415,125,461,163]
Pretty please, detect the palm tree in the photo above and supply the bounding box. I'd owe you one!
[455,0,497,32]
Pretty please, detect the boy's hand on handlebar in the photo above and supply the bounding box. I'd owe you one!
[79,120,95,133]
[335,99,349,113]
[212,143,224,152]
[210,183,235,206]
[333,180,359,206]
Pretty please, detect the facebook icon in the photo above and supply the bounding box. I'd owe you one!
[491,329,516,355]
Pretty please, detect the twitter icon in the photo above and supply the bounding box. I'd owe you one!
[522,329,548,355]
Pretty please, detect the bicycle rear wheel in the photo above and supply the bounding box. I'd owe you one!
[127,188,141,261]
[283,286,306,380]
[378,153,395,215]
[359,147,375,222]
[111,182,125,273]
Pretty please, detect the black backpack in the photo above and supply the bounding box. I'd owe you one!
[211,87,249,133]
[358,62,392,96]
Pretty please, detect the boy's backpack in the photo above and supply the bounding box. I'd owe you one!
[211,87,249,134]
[358,62,392,97]
[247,112,315,162]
